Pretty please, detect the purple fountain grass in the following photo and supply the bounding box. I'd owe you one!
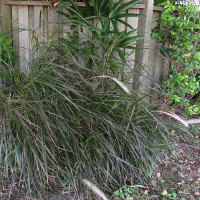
[153,110,200,127]
[97,75,130,94]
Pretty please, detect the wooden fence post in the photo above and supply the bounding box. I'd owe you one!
[134,0,155,95]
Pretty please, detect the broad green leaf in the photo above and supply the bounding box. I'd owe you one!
[109,0,115,13]
[102,20,110,32]
[113,0,124,11]
[120,36,143,46]
[113,13,144,18]
[92,31,100,41]
[90,0,98,12]
[123,45,137,50]
[56,10,70,19]
[82,0,94,15]
[116,18,134,30]
[116,0,142,13]
[117,49,126,63]
[111,19,119,33]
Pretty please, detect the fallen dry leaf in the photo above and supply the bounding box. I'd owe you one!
[179,149,184,153]
[177,180,185,185]
[161,190,168,196]
[186,165,191,171]
[157,172,161,178]
[135,195,140,200]
[144,190,149,195]
[194,192,200,196]
[170,130,176,136]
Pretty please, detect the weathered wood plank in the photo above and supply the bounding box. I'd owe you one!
[34,6,44,41]
[12,5,19,51]
[18,5,29,73]
[1,0,12,33]
[47,7,59,40]
[126,9,139,69]
[62,9,72,39]
[57,7,64,38]
[28,6,34,64]
[43,7,49,40]
[6,1,52,6]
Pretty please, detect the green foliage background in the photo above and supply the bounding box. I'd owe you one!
[153,0,200,115]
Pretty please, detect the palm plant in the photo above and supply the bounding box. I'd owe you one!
[57,0,144,63]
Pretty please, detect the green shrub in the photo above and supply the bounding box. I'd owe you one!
[153,0,200,115]
[0,32,17,65]
[154,0,197,6]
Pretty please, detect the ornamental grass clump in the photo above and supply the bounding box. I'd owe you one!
[0,36,173,197]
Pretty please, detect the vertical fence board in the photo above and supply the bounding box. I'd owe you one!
[18,5,29,73]
[58,7,64,38]
[126,9,139,69]
[1,0,12,33]
[34,6,43,40]
[12,5,19,51]
[62,9,71,39]
[47,7,58,40]
[28,6,34,63]
[43,6,49,40]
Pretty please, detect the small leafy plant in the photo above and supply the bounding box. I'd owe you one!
[153,0,200,115]
[113,186,140,200]
[0,32,17,65]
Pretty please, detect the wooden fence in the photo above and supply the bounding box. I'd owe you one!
[0,0,166,93]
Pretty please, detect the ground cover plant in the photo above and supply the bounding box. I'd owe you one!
[153,0,200,115]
